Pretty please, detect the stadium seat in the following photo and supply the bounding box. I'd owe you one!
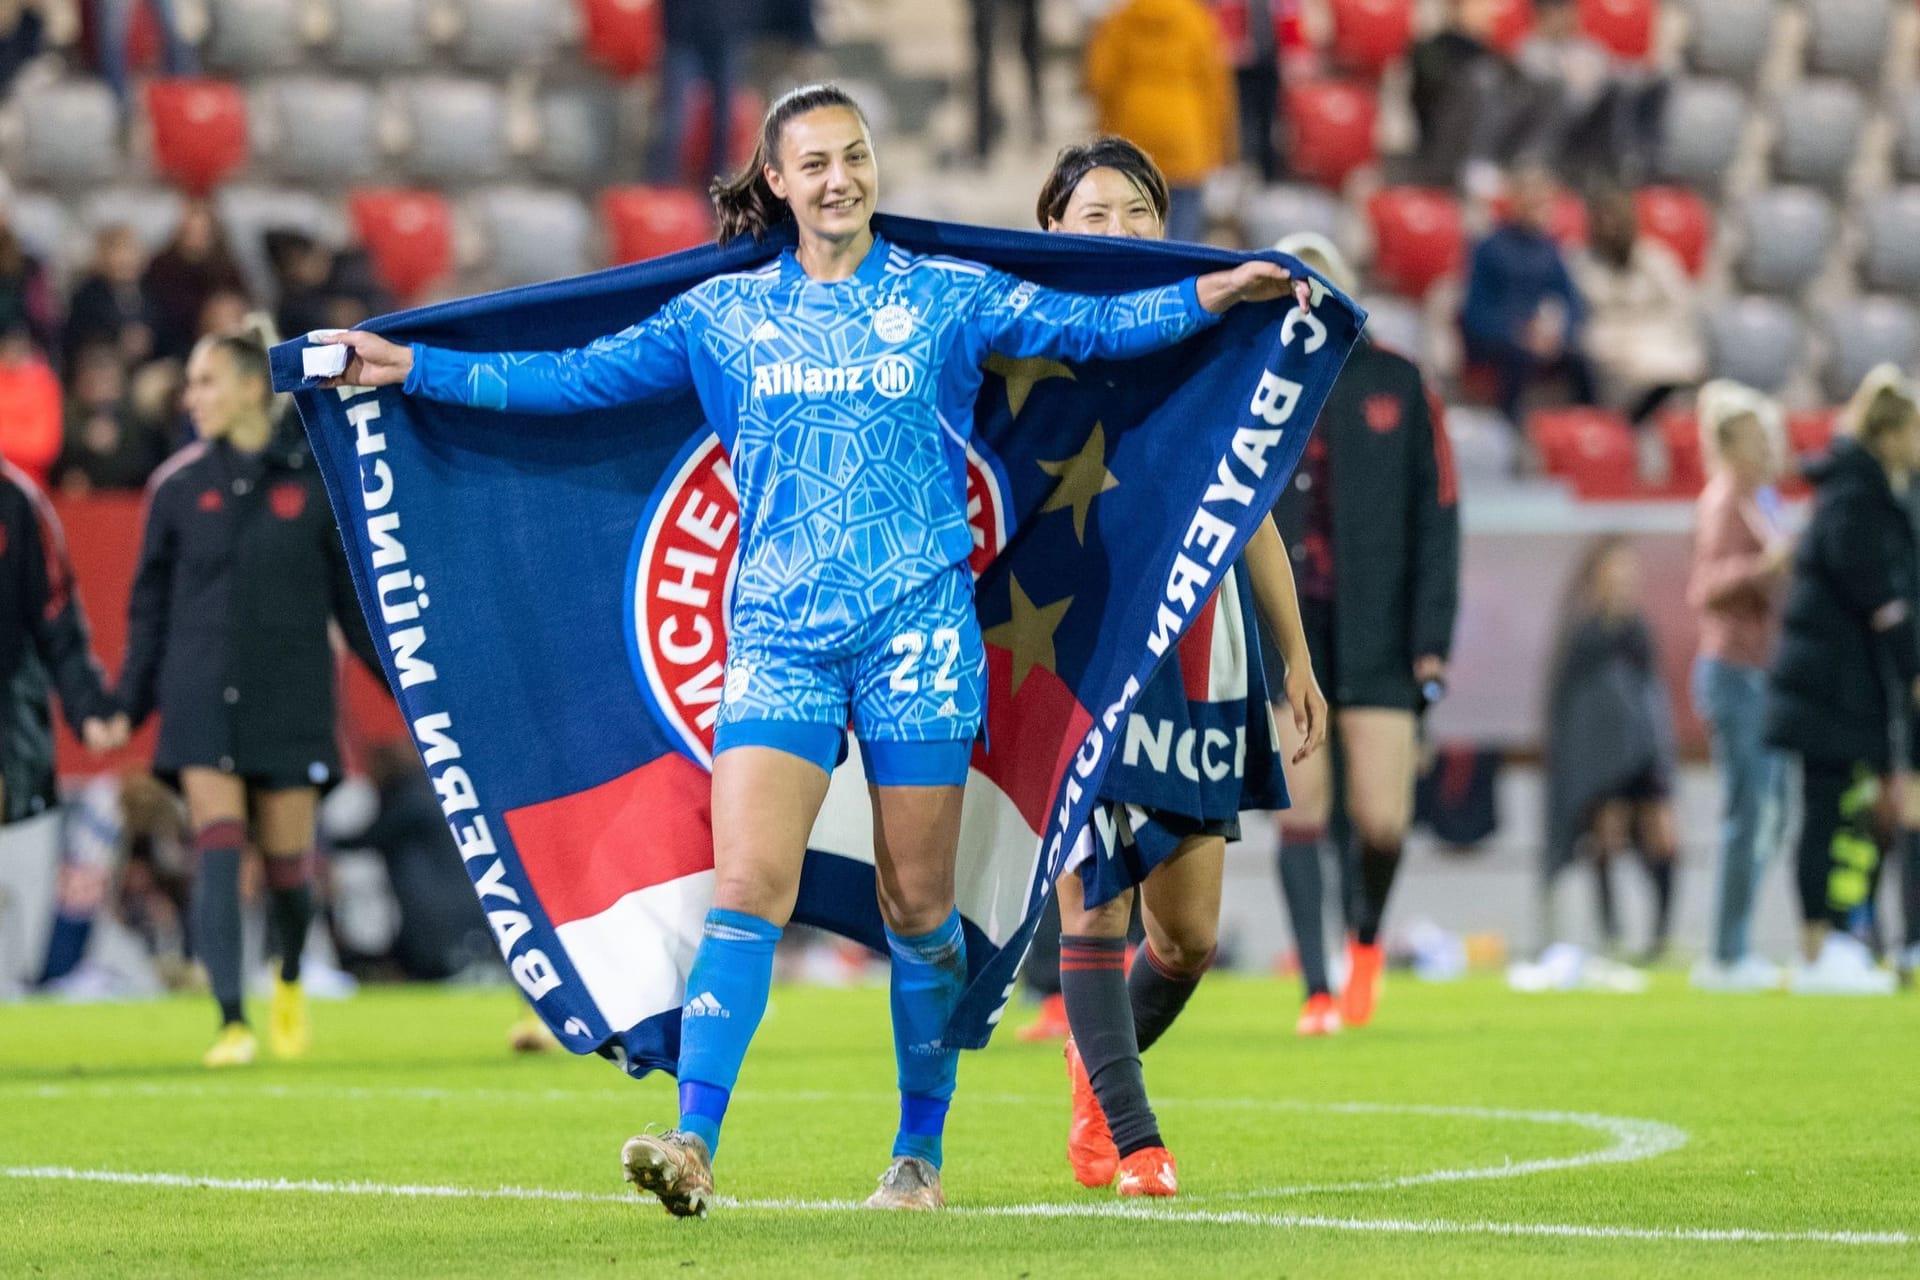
[1803,0,1889,82]
[1656,405,1706,495]
[1484,0,1533,54]
[79,186,186,254]
[349,189,454,303]
[1355,294,1426,361]
[1736,187,1832,293]
[1243,183,1345,252]
[1578,0,1654,60]
[1634,186,1711,276]
[476,187,593,287]
[1895,88,1920,184]
[1684,0,1774,82]
[331,0,431,71]
[1284,80,1378,189]
[400,78,509,183]
[680,85,764,188]
[1328,0,1413,77]
[601,186,711,263]
[214,185,346,300]
[1705,296,1804,393]
[1860,188,1920,293]
[1528,407,1638,499]
[1657,78,1747,190]
[1821,297,1920,404]
[17,80,119,187]
[534,86,620,186]
[1487,188,1588,246]
[455,0,563,70]
[1772,80,1863,191]
[1367,186,1463,297]
[146,79,251,196]
[579,0,664,76]
[9,191,71,278]
[1787,407,1837,458]
[257,77,379,185]
[202,0,306,73]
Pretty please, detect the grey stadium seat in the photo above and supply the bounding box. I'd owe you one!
[8,192,72,277]
[203,0,306,74]
[1862,187,1920,293]
[400,78,509,184]
[1706,296,1805,394]
[1737,187,1833,292]
[1895,88,1920,184]
[455,0,562,70]
[1658,78,1746,190]
[1243,183,1344,252]
[17,80,119,186]
[1684,0,1776,82]
[331,0,431,72]
[1822,298,1920,404]
[476,187,593,287]
[1773,80,1863,191]
[1804,0,1890,82]
[256,78,381,184]
[214,185,347,301]
[78,187,186,255]
[533,86,620,185]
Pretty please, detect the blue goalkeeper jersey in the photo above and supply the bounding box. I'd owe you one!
[404,233,1219,645]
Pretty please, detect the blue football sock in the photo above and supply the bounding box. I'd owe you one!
[886,908,967,1168]
[675,908,782,1157]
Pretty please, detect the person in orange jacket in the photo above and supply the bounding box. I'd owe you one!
[1085,0,1237,243]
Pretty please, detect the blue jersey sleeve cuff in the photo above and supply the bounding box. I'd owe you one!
[1180,275,1219,328]
[402,343,432,397]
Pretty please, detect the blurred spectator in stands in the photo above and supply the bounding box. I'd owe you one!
[0,200,57,358]
[64,224,155,371]
[1573,187,1703,427]
[647,0,755,190]
[1767,366,1920,995]
[1544,537,1679,963]
[1460,168,1596,434]
[0,0,48,101]
[196,288,250,346]
[55,345,165,493]
[142,199,247,365]
[968,0,1044,161]
[0,324,63,487]
[1517,0,1665,186]
[758,0,826,83]
[1687,381,1790,992]
[1409,0,1553,194]
[1086,0,1236,242]
[1219,0,1282,181]
[265,231,391,340]
[80,0,195,112]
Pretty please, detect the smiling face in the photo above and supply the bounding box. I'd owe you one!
[763,106,877,245]
[1047,166,1164,240]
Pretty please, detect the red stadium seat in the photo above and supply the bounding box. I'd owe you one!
[681,85,765,188]
[1635,186,1713,277]
[1529,407,1638,499]
[1488,188,1589,246]
[349,189,453,304]
[145,78,248,195]
[1329,0,1414,77]
[1579,0,1655,59]
[1486,0,1534,54]
[1367,186,1463,297]
[602,186,711,264]
[577,0,663,77]
[1284,80,1378,189]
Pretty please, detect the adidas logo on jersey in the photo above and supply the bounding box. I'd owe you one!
[936,696,961,718]
[752,357,916,399]
[685,992,729,1018]
[750,319,784,343]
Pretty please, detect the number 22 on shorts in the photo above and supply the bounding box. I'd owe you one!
[889,628,962,693]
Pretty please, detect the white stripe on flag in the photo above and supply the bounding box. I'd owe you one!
[1208,565,1250,704]
[553,870,714,1035]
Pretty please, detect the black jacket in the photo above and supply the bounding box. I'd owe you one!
[1,458,112,822]
[1766,438,1920,771]
[117,424,381,785]
[1267,339,1461,708]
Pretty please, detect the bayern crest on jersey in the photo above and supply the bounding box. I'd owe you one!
[625,429,1011,770]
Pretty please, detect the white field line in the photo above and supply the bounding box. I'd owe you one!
[2,1165,1911,1248]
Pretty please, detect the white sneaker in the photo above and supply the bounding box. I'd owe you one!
[1789,935,1896,996]
[1691,954,1783,993]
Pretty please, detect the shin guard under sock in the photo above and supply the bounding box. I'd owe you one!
[1128,942,1211,1052]
[1061,933,1161,1157]
[886,909,967,1167]
[1353,840,1403,948]
[192,821,248,1027]
[264,853,313,983]
[1277,830,1331,996]
[675,908,782,1157]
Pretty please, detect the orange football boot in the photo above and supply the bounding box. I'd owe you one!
[1115,1146,1178,1198]
[1018,992,1070,1043]
[1064,1037,1120,1187]
[1341,939,1384,1028]
[1295,991,1343,1037]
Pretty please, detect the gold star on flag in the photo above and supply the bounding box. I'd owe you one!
[984,352,1075,418]
[983,575,1073,696]
[1037,422,1119,543]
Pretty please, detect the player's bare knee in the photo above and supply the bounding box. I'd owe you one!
[712,867,799,925]
[1153,924,1216,975]
[1063,889,1131,939]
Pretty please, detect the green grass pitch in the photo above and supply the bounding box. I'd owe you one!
[1,974,1915,1277]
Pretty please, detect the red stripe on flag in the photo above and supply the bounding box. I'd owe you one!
[974,644,1095,835]
[503,751,714,925]
[1177,593,1218,702]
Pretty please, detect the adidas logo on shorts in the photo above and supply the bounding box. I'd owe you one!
[685,992,729,1018]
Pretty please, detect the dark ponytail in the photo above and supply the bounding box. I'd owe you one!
[710,82,871,243]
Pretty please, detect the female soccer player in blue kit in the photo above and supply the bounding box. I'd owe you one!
[323,84,1307,1217]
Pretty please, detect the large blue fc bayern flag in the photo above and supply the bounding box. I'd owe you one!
[271,214,1361,1076]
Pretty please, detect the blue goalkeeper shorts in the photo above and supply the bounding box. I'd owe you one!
[714,564,984,786]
